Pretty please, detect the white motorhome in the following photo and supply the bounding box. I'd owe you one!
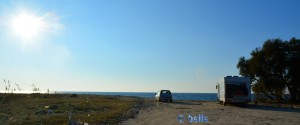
[216,76,251,106]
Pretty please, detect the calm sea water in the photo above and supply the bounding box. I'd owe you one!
[59,92,218,101]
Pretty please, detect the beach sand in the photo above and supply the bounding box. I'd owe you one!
[122,100,300,125]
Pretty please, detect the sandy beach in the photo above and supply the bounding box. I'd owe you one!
[122,100,300,125]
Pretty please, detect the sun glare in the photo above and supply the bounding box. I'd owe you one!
[11,12,45,40]
[7,9,63,44]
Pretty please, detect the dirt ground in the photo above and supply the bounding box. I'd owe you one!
[122,100,300,125]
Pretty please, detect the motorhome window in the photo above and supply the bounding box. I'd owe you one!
[225,83,248,98]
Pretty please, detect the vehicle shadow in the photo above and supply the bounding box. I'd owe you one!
[171,101,202,105]
[244,104,300,113]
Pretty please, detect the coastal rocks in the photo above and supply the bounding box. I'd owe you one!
[121,98,147,120]
[127,105,141,118]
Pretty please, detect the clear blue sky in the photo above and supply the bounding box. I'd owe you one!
[0,0,300,93]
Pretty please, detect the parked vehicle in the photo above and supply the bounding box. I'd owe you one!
[216,76,251,106]
[155,90,173,102]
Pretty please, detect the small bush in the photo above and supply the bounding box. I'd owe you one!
[70,94,78,98]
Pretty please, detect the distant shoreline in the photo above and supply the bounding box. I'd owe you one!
[57,91,218,94]
[58,91,219,101]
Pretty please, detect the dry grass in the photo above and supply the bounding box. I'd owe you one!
[0,93,141,124]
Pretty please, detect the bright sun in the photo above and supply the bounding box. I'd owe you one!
[12,12,45,40]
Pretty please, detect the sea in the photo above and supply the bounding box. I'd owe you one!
[59,92,218,101]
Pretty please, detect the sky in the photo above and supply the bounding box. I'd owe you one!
[0,0,300,93]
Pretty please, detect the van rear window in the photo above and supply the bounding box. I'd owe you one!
[161,90,171,94]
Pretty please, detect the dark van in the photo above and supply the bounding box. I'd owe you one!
[155,90,173,102]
